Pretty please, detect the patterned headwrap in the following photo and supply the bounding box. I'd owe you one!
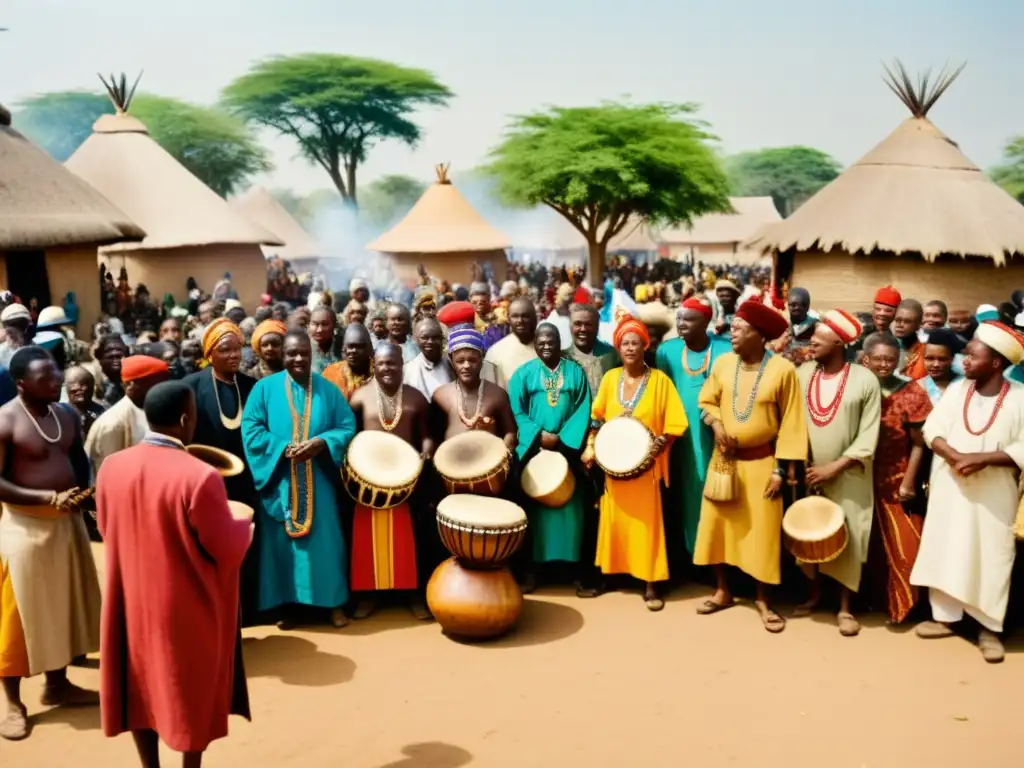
[251,319,288,353]
[202,318,244,358]
[613,313,650,350]
[447,325,485,355]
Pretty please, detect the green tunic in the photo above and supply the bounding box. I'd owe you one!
[509,358,592,563]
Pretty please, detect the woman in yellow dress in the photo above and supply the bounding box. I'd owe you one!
[584,314,687,611]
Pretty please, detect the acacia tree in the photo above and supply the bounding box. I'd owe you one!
[221,54,452,205]
[486,102,731,281]
[991,137,1024,204]
[15,90,271,195]
[725,146,841,216]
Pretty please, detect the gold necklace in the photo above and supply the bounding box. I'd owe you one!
[681,342,712,376]
[456,379,485,428]
[541,360,564,407]
[376,381,403,431]
[212,371,242,431]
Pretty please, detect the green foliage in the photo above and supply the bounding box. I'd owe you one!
[359,174,426,229]
[485,101,731,278]
[15,90,271,196]
[725,146,841,216]
[221,54,452,203]
[990,137,1024,204]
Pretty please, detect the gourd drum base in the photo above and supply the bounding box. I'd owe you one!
[426,557,523,640]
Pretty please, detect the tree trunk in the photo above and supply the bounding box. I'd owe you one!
[587,238,607,288]
[346,163,358,207]
[328,165,351,203]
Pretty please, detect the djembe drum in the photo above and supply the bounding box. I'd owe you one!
[341,431,423,509]
[428,431,526,640]
[521,450,575,508]
[594,417,657,480]
[782,495,848,564]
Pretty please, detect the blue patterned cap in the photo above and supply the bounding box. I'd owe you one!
[447,324,484,355]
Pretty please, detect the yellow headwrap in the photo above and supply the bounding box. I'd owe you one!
[202,318,244,359]
[250,319,288,354]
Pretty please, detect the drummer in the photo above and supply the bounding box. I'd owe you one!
[347,344,434,620]
[583,314,687,611]
[508,323,592,594]
[795,309,881,637]
[431,326,517,452]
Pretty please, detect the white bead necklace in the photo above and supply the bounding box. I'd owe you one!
[18,398,62,444]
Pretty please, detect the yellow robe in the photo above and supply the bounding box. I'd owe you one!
[592,368,687,582]
[692,353,808,584]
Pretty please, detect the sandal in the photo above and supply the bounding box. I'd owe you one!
[837,612,861,637]
[977,629,1005,663]
[0,706,28,741]
[575,586,602,598]
[756,603,786,633]
[644,596,665,612]
[696,598,735,615]
[330,608,349,629]
[914,621,954,639]
[352,600,376,620]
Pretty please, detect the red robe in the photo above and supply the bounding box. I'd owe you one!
[97,443,252,753]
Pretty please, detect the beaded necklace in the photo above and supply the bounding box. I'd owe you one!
[681,341,712,377]
[541,360,565,407]
[456,379,487,429]
[618,366,651,415]
[962,380,1009,436]
[375,381,404,431]
[731,353,769,424]
[806,364,851,428]
[284,374,314,539]
[18,398,62,444]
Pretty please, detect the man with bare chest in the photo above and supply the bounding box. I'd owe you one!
[347,345,434,619]
[0,347,101,741]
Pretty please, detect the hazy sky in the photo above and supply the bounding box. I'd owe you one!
[2,0,1021,195]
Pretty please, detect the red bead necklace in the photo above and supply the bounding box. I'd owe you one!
[806,364,851,427]
[962,380,1009,436]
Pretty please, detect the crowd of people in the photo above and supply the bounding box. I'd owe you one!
[1,259,1023,767]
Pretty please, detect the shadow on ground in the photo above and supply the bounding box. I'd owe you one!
[242,634,355,686]
[376,741,474,767]
[446,596,585,649]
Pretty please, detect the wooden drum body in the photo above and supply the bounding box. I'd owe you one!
[427,557,524,640]
[594,416,656,480]
[521,450,575,508]
[433,431,510,496]
[342,431,423,509]
[783,496,848,564]
[435,494,527,568]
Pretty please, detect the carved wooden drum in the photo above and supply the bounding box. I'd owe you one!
[341,431,423,509]
[783,495,848,564]
[435,494,527,568]
[594,417,656,480]
[433,431,510,496]
[521,450,575,508]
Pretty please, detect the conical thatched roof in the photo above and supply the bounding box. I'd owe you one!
[0,103,144,250]
[64,74,281,251]
[230,186,322,260]
[748,62,1024,265]
[367,164,510,253]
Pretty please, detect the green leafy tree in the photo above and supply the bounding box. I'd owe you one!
[990,137,1024,204]
[360,174,426,229]
[485,101,731,281]
[15,90,271,196]
[221,54,453,205]
[725,146,841,216]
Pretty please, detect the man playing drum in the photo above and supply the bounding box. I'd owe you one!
[509,323,592,593]
[692,301,807,633]
[347,345,434,620]
[795,309,881,637]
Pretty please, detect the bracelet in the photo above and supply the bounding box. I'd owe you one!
[771,468,784,478]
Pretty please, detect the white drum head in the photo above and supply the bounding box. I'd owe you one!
[594,417,652,475]
[347,431,422,487]
[437,494,526,529]
[521,450,569,499]
[782,496,844,542]
[434,431,507,480]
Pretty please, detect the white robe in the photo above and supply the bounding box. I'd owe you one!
[910,379,1024,632]
[84,395,148,476]
[403,354,454,401]
[484,334,537,390]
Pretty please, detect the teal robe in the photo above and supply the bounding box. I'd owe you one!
[655,336,732,553]
[242,371,356,610]
[509,358,592,563]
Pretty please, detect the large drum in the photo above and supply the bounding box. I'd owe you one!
[783,496,848,564]
[594,417,656,480]
[521,450,575,507]
[342,431,423,509]
[436,494,527,568]
[433,431,510,496]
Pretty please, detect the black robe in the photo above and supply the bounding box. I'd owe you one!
[184,368,263,625]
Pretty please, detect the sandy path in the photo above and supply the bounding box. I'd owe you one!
[5,573,1021,768]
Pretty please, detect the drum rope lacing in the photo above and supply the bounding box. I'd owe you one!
[375,381,404,431]
[731,353,769,424]
[806,364,851,428]
[617,366,651,415]
[212,372,243,431]
[541,360,565,406]
[962,380,1009,436]
[456,379,486,428]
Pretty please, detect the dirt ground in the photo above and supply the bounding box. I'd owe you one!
[4,546,1023,768]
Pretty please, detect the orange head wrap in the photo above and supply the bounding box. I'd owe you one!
[121,355,169,383]
[250,319,288,354]
[613,313,650,350]
[202,318,244,359]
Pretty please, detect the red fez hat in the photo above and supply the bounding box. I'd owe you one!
[436,300,476,327]
[874,285,902,307]
[735,302,788,341]
[681,297,714,322]
[572,285,591,304]
[121,355,170,383]
[820,309,863,345]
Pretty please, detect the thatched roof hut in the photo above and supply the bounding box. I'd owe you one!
[65,74,281,313]
[661,197,779,265]
[231,186,323,272]
[747,62,1024,311]
[0,102,144,331]
[368,164,510,284]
